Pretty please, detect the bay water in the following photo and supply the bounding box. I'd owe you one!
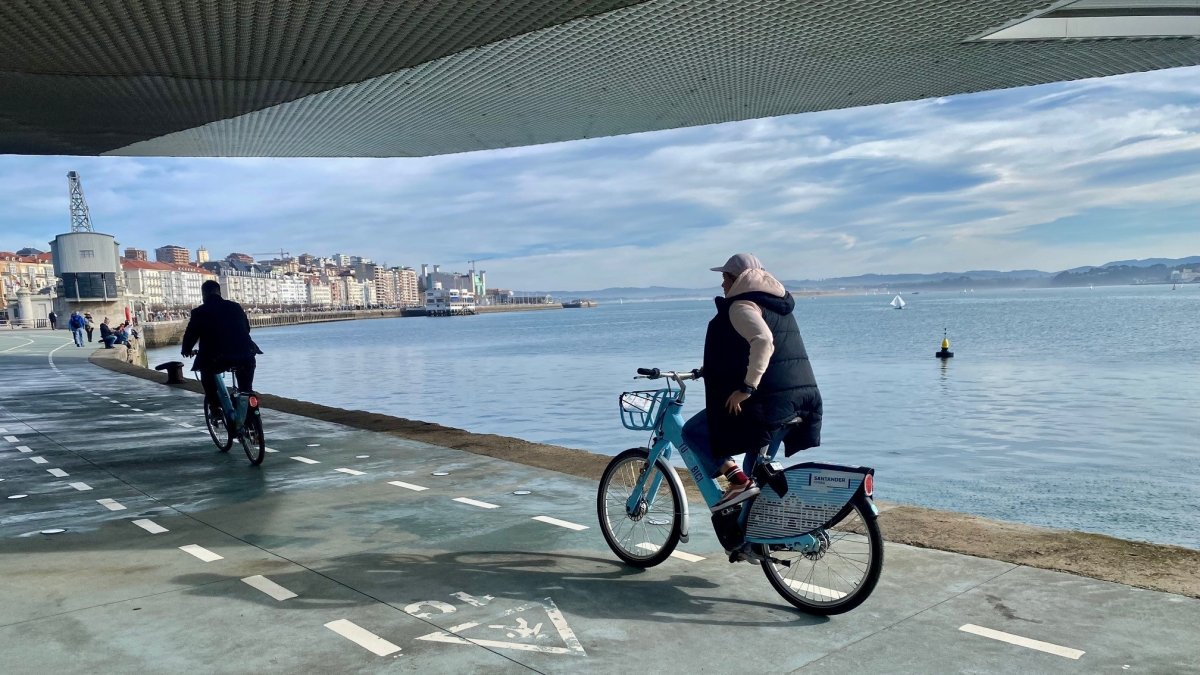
[151,286,1200,549]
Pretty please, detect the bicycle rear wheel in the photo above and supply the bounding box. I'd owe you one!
[239,411,265,465]
[597,448,683,568]
[205,402,233,452]
[760,494,883,615]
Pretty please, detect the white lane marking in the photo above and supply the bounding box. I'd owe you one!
[291,456,320,464]
[335,468,366,476]
[161,416,174,421]
[959,624,1085,660]
[0,427,7,433]
[3,436,18,443]
[47,468,69,478]
[1,338,34,352]
[241,575,298,601]
[97,498,126,511]
[30,456,48,464]
[415,598,586,656]
[16,445,32,453]
[179,422,194,428]
[635,543,706,562]
[120,404,131,408]
[784,579,847,600]
[388,481,428,492]
[453,497,500,509]
[324,619,402,657]
[68,482,93,491]
[532,515,589,531]
[179,544,223,562]
[132,519,167,533]
[264,447,278,453]
[8,494,28,499]
[132,408,143,412]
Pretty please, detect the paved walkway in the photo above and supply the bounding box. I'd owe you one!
[1,330,1197,673]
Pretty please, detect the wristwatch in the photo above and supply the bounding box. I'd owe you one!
[738,383,756,395]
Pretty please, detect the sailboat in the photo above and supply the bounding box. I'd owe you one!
[890,294,906,310]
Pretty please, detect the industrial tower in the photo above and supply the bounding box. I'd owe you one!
[67,170,94,232]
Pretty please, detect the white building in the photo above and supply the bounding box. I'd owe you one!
[306,281,332,307]
[278,274,307,306]
[202,261,280,308]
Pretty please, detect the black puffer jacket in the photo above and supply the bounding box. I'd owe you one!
[181,295,261,371]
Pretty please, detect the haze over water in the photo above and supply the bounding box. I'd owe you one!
[153,285,1200,549]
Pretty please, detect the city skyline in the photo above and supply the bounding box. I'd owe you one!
[1,66,1198,290]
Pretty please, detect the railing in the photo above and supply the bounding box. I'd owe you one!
[1,318,49,329]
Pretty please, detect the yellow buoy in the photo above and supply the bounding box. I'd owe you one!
[941,336,950,350]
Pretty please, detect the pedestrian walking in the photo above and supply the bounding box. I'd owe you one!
[68,311,86,347]
[84,312,95,342]
[48,310,58,330]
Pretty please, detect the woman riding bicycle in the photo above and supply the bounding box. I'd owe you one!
[683,253,823,511]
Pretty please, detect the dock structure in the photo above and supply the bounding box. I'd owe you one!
[1,332,1197,672]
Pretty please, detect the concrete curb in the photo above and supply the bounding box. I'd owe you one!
[88,350,1200,599]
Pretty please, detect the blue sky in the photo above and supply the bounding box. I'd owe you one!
[2,65,1198,291]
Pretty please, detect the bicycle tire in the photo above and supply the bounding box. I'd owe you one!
[596,447,684,568]
[205,402,233,452]
[759,493,883,615]
[239,411,265,466]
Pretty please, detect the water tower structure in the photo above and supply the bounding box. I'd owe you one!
[50,171,128,318]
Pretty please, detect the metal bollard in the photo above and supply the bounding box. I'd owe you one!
[154,361,186,384]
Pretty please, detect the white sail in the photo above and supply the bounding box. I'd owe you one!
[890,295,906,309]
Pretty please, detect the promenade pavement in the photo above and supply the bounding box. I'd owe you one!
[2,330,1198,673]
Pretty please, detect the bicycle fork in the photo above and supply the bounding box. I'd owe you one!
[624,440,690,544]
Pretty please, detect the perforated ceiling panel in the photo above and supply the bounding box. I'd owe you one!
[1,0,1197,157]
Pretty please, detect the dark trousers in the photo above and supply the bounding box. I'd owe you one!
[200,363,256,414]
[85,327,94,342]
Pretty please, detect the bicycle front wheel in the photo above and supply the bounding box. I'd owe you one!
[239,412,265,466]
[205,402,233,451]
[596,448,683,568]
[760,494,883,615]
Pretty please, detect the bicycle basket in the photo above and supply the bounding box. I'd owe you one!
[619,389,675,431]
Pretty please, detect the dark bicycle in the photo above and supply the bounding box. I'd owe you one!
[187,355,265,466]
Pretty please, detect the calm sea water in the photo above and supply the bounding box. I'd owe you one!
[152,286,1200,548]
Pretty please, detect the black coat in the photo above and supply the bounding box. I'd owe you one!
[181,296,260,371]
[702,291,822,457]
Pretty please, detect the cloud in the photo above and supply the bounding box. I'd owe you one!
[2,66,1199,289]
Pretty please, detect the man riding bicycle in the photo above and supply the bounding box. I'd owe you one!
[683,253,823,511]
[181,280,261,418]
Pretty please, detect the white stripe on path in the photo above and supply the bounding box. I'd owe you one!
[16,446,32,453]
[635,542,705,562]
[47,468,69,478]
[30,456,48,464]
[959,624,1085,660]
[69,482,93,491]
[119,404,130,408]
[387,481,428,492]
[0,428,7,434]
[132,408,143,412]
[532,515,589,531]
[97,498,126,511]
[241,575,298,601]
[3,436,17,443]
[264,447,278,453]
[291,456,320,464]
[324,620,402,657]
[179,423,194,428]
[453,497,500,509]
[161,417,174,421]
[335,468,366,476]
[179,545,223,562]
[132,519,167,534]
[784,579,847,600]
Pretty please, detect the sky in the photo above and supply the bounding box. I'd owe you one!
[2,65,1199,291]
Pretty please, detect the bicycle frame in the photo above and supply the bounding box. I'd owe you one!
[209,371,249,432]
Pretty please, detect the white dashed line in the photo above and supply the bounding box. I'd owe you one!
[97,498,126,511]
[68,482,93,491]
[161,416,175,421]
[453,497,500,509]
[16,445,32,453]
[290,456,319,464]
[0,427,7,433]
[132,408,143,412]
[783,579,847,600]
[241,575,298,601]
[30,456,48,464]
[47,468,69,478]
[120,404,131,408]
[179,544,223,562]
[335,468,366,476]
[959,624,1085,660]
[387,481,428,492]
[324,619,402,657]
[635,543,706,562]
[132,519,167,533]
[3,436,18,443]
[532,516,589,531]
[264,447,278,453]
[179,423,194,428]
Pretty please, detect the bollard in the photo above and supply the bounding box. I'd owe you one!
[154,360,186,384]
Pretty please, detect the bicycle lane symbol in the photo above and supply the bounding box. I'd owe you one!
[403,592,587,656]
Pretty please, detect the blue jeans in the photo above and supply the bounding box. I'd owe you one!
[681,410,730,479]
[72,327,85,346]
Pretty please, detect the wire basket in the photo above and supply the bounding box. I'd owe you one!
[619,389,675,431]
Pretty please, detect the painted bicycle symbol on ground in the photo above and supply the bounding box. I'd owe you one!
[404,592,586,656]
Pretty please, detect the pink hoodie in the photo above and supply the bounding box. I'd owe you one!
[725,268,789,388]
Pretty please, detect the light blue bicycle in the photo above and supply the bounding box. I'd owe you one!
[596,367,883,614]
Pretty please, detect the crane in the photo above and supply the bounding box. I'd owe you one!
[67,171,94,232]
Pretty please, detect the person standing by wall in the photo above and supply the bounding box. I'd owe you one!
[48,310,57,330]
[68,311,86,347]
[83,312,95,342]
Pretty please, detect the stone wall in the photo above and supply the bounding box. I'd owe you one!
[141,308,406,348]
